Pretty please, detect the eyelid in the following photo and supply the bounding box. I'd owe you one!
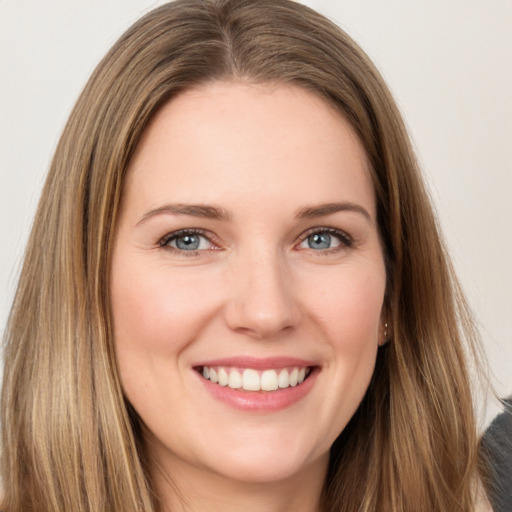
[157,226,353,256]
[158,228,220,254]
[295,226,353,250]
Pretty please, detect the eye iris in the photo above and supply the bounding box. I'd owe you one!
[308,233,331,249]
[176,234,200,250]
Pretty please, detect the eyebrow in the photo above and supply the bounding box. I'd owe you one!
[137,203,232,225]
[137,201,372,226]
[294,202,373,223]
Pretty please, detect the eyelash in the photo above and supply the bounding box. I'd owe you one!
[298,227,353,252]
[157,226,353,256]
[158,228,217,257]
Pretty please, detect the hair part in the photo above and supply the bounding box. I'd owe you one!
[2,1,484,510]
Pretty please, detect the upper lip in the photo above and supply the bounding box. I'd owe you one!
[193,356,318,370]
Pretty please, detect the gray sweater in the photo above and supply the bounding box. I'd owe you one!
[481,399,512,512]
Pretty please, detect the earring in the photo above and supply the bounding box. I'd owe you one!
[382,321,390,345]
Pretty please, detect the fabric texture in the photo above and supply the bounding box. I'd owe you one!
[481,398,512,512]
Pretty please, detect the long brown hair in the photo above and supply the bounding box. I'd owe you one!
[1,1,485,510]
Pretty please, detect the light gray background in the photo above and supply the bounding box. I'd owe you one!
[1,0,511,424]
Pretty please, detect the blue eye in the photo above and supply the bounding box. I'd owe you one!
[175,234,202,250]
[160,230,213,252]
[307,232,334,250]
[298,228,351,251]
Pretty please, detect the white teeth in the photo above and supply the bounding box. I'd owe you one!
[289,368,299,387]
[278,369,289,388]
[228,369,242,389]
[261,369,279,391]
[218,367,229,386]
[200,366,311,392]
[242,369,260,391]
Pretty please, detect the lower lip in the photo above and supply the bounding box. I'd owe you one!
[196,368,318,412]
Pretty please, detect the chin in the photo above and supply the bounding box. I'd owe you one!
[211,452,325,485]
[196,427,330,485]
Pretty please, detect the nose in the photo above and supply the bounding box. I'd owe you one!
[223,251,301,339]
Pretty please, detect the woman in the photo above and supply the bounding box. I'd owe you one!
[0,0,490,510]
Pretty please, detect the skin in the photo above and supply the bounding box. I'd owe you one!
[110,81,387,512]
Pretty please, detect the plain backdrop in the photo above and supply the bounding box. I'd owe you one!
[1,0,511,424]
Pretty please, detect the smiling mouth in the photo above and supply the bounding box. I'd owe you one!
[196,366,314,392]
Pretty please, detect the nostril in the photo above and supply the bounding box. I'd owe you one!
[224,298,301,339]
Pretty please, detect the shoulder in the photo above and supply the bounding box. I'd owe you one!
[481,400,512,512]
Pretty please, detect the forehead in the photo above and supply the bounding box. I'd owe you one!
[124,81,375,218]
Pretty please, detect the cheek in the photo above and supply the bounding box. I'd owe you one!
[311,264,385,425]
[110,259,221,384]
[114,261,205,333]
[306,262,386,344]
[310,262,384,384]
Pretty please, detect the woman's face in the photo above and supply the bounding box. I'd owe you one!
[111,82,386,487]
